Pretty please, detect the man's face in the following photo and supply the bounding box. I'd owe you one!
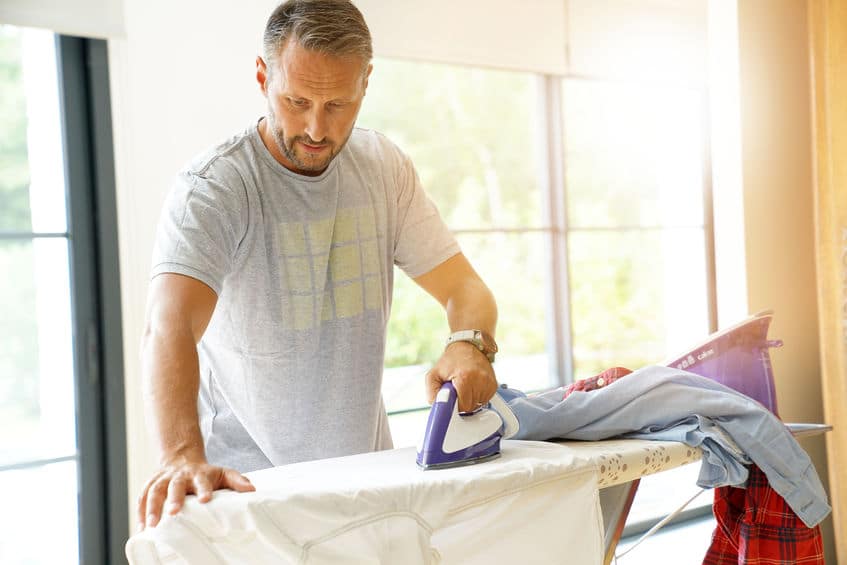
[257,40,371,176]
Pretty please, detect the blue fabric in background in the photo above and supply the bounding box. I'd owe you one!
[493,365,830,528]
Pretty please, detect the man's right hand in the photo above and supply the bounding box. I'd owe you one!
[137,457,255,531]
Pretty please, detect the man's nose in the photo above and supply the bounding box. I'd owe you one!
[304,109,328,143]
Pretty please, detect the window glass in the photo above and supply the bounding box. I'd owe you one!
[564,79,704,230]
[0,26,32,232]
[456,232,550,391]
[358,58,544,231]
[383,270,447,371]
[0,461,79,562]
[626,463,712,526]
[386,408,428,449]
[568,228,710,376]
[0,25,80,564]
[0,26,67,233]
[0,239,76,467]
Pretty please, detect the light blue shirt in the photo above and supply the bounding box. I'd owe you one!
[494,365,830,528]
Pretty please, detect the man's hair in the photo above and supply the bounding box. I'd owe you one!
[263,0,373,66]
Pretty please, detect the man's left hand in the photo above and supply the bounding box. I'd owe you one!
[426,342,498,413]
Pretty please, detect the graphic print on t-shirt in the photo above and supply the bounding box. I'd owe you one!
[277,206,383,330]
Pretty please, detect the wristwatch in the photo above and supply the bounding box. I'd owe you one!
[445,329,498,363]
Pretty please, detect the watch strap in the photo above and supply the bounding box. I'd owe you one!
[445,329,497,363]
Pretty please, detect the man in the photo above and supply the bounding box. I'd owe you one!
[137,0,499,531]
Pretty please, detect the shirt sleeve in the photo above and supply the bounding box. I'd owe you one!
[392,153,460,278]
[150,170,247,294]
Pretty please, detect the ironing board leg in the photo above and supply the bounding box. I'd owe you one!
[600,479,641,565]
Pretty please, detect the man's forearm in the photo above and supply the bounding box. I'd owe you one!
[414,252,500,407]
[141,328,206,465]
[444,276,497,336]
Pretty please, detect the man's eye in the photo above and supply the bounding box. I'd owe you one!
[289,98,307,108]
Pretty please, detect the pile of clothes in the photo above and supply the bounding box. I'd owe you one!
[494,365,829,564]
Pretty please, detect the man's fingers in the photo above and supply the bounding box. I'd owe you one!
[223,469,256,492]
[429,369,490,412]
[136,486,149,530]
[165,474,189,515]
[136,487,149,531]
[193,473,215,503]
[425,369,443,404]
[455,377,479,413]
[136,464,256,532]
[145,476,171,528]
[453,371,497,413]
[137,471,164,530]
[429,340,498,412]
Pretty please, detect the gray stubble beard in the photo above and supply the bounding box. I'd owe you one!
[266,106,349,174]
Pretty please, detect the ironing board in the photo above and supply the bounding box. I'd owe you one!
[127,440,613,565]
[552,438,702,488]
[127,312,831,564]
[125,439,703,564]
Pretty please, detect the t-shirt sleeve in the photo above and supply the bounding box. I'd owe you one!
[151,170,247,294]
[392,153,460,278]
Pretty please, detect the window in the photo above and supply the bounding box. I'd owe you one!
[358,60,552,444]
[564,78,711,373]
[358,57,714,530]
[0,26,126,564]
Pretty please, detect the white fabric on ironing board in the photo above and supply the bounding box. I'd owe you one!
[126,441,603,564]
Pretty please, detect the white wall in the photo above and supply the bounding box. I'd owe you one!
[0,0,125,38]
[355,0,707,81]
[355,0,569,74]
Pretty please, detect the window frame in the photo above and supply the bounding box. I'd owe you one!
[58,34,128,564]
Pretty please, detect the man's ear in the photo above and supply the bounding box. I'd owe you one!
[256,56,269,95]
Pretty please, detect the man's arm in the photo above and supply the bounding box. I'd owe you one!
[137,273,254,530]
[414,252,499,413]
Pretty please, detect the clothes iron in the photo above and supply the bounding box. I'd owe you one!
[416,381,519,470]
[663,309,782,413]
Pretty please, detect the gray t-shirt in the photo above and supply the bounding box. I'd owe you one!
[152,121,459,472]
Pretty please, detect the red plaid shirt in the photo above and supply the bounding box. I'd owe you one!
[703,463,824,564]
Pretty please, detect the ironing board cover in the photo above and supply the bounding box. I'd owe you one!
[126,441,604,565]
